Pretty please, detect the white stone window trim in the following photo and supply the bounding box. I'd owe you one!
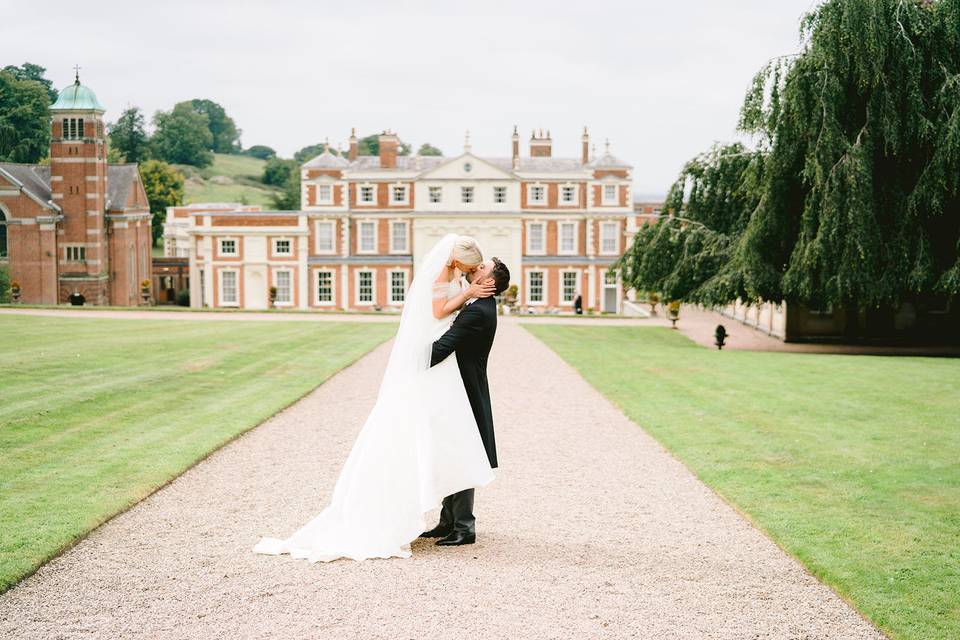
[602,183,619,205]
[558,220,578,255]
[388,268,409,305]
[461,185,475,204]
[599,220,620,255]
[357,220,377,254]
[428,185,443,204]
[559,183,579,206]
[355,268,376,306]
[389,183,409,205]
[525,221,547,255]
[527,183,546,205]
[218,268,240,307]
[64,244,87,262]
[358,183,376,205]
[218,237,239,256]
[316,183,334,205]
[314,220,336,255]
[314,269,336,306]
[560,269,580,304]
[389,220,409,254]
[273,268,294,306]
[272,237,293,256]
[525,268,547,306]
[492,185,508,204]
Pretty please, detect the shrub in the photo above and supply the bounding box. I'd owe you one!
[0,266,10,303]
[175,289,190,306]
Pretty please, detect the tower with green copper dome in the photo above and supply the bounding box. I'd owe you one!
[49,68,110,303]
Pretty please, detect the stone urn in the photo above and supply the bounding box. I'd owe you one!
[10,281,21,303]
[667,300,681,329]
[140,279,152,305]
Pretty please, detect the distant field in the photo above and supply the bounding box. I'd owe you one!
[177,153,279,207]
[0,315,394,593]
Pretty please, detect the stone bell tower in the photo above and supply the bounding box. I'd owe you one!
[49,67,110,303]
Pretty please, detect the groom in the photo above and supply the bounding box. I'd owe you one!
[421,257,511,546]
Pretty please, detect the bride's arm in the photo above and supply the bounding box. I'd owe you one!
[431,275,495,320]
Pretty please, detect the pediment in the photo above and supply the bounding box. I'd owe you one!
[419,153,513,180]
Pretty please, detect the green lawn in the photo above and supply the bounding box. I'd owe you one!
[526,325,960,640]
[0,316,394,592]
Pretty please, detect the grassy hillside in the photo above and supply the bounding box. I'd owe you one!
[177,153,279,208]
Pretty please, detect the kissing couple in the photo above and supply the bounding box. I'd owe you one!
[254,234,510,561]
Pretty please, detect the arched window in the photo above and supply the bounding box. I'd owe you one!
[0,209,7,258]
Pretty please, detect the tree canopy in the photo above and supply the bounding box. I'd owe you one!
[150,103,214,168]
[184,99,241,153]
[0,67,51,163]
[244,145,276,160]
[108,107,150,163]
[2,63,57,103]
[139,160,185,244]
[357,134,412,156]
[619,0,960,311]
[417,142,443,156]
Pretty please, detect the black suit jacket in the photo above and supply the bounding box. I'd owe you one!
[430,296,498,468]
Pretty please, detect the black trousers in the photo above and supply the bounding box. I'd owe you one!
[438,488,475,534]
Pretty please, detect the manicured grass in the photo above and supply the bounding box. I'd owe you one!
[526,325,960,640]
[177,153,279,207]
[0,316,394,593]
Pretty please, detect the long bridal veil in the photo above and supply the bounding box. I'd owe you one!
[253,233,494,562]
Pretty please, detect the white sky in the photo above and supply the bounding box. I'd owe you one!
[2,0,818,197]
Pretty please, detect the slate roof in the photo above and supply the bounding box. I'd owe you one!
[302,150,349,169]
[587,152,631,169]
[0,162,142,211]
[339,155,604,173]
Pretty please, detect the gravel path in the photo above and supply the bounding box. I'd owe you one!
[0,323,885,639]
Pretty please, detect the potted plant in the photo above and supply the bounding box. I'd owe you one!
[503,284,518,306]
[269,286,278,307]
[140,279,152,305]
[667,300,681,328]
[647,291,660,315]
[10,281,21,303]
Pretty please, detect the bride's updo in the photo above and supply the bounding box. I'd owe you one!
[451,235,483,267]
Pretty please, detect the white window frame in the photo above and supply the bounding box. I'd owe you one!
[526,269,546,306]
[219,269,239,307]
[526,221,546,255]
[390,183,409,205]
[602,183,618,205]
[218,237,238,256]
[273,268,293,305]
[388,269,408,305]
[355,269,375,306]
[528,184,545,204]
[600,221,619,255]
[316,183,333,205]
[314,269,336,306]
[560,270,580,304]
[357,220,377,254]
[493,186,507,204]
[359,184,375,204]
[558,221,578,255]
[560,184,578,205]
[315,220,336,254]
[461,186,474,204]
[272,237,292,256]
[389,220,409,254]
[428,185,442,203]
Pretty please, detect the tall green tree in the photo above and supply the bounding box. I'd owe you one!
[107,107,150,163]
[620,0,960,315]
[357,134,412,156]
[139,160,185,244]
[2,63,57,103]
[269,169,301,211]
[0,69,51,163]
[150,103,213,168]
[261,157,297,187]
[184,99,241,153]
[417,142,443,156]
[293,143,342,163]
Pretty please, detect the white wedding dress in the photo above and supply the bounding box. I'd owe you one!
[253,234,495,562]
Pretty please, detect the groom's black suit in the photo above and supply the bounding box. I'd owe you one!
[429,295,498,536]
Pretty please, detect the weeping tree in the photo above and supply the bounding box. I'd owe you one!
[620,0,960,319]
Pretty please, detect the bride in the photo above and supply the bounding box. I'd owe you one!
[253,234,496,562]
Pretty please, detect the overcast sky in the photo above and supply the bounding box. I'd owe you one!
[2,0,818,197]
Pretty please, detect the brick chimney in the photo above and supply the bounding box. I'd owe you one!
[530,129,552,157]
[379,130,398,169]
[581,126,590,164]
[511,125,520,167]
[348,127,358,161]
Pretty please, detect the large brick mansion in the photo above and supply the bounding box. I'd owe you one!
[168,129,646,312]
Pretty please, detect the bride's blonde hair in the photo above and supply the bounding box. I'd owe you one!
[451,235,482,267]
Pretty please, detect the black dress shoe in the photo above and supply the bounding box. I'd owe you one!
[435,531,475,546]
[420,525,453,538]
